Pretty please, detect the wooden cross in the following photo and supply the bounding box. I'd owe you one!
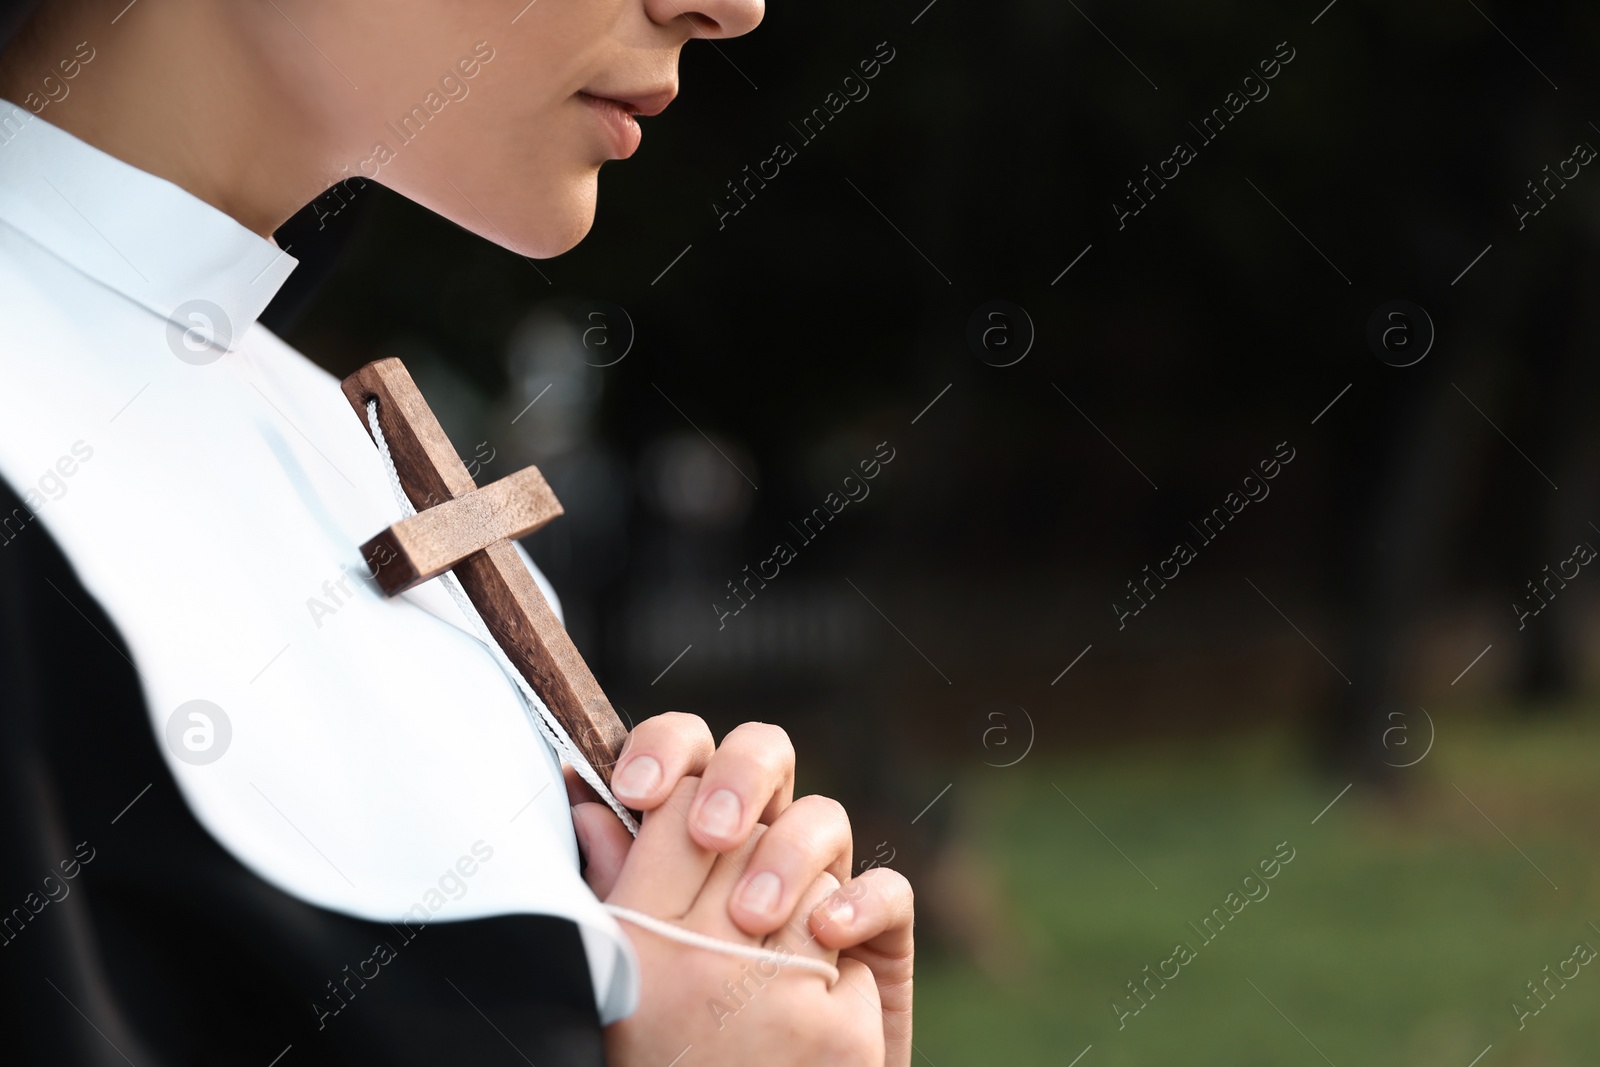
[341,357,628,784]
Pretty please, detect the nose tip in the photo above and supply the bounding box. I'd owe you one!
[653,0,764,40]
[713,0,764,39]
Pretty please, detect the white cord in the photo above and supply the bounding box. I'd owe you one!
[365,399,639,836]
[603,905,840,984]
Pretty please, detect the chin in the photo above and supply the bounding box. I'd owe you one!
[480,171,600,259]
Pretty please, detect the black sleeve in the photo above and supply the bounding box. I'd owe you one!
[0,477,607,1067]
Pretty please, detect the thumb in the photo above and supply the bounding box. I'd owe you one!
[572,801,633,898]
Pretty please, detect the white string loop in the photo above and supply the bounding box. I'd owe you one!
[365,399,639,836]
[603,905,840,985]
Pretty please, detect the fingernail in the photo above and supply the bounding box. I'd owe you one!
[740,871,782,915]
[696,788,742,839]
[612,756,661,800]
[817,893,855,927]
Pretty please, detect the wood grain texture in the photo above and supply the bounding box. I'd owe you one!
[343,359,477,508]
[342,357,629,783]
[361,467,564,595]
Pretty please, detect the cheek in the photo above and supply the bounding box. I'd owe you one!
[388,100,603,258]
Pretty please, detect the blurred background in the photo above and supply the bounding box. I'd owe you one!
[267,0,1600,1062]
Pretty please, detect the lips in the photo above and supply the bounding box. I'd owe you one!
[577,85,676,160]
[583,86,677,117]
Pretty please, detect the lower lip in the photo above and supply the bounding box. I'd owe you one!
[580,93,642,159]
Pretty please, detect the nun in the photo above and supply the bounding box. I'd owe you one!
[0,1,913,1063]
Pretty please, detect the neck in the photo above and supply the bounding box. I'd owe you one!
[0,0,344,236]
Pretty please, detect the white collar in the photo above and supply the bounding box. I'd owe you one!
[0,100,296,350]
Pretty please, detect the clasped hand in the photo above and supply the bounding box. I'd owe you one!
[566,714,913,1067]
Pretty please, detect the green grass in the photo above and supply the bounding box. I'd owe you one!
[914,711,1600,1066]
